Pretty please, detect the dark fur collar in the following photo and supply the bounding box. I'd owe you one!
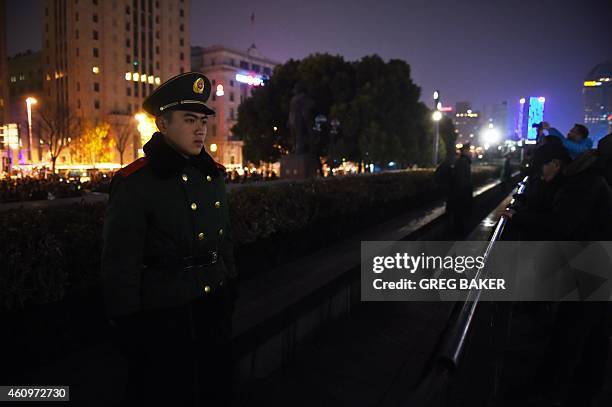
[143,132,222,179]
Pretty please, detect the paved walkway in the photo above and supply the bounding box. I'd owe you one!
[238,194,612,407]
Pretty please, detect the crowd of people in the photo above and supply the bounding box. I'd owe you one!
[0,173,112,203]
[503,122,612,406]
[0,176,83,203]
[506,122,612,240]
[0,167,279,203]
[435,143,475,236]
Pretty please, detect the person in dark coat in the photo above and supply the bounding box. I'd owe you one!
[505,140,612,406]
[448,143,473,236]
[435,143,473,236]
[508,141,612,240]
[500,153,513,192]
[100,72,238,406]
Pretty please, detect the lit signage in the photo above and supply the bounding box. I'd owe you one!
[236,73,263,86]
[584,81,602,87]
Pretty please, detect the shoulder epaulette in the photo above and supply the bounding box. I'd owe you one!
[116,157,149,178]
[215,161,226,172]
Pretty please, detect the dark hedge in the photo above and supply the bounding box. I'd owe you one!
[0,166,501,311]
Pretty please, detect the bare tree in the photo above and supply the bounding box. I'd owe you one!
[112,121,135,166]
[36,105,82,173]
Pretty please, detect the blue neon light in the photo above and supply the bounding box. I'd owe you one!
[526,97,545,141]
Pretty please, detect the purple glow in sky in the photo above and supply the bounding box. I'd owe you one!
[6,0,612,134]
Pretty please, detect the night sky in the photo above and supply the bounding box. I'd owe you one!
[6,0,612,134]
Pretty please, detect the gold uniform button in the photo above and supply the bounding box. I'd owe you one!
[218,228,224,236]
[214,201,221,209]
[190,202,197,210]
[206,175,212,182]
[203,285,211,294]
[181,174,188,182]
[197,232,205,240]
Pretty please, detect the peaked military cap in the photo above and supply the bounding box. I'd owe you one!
[143,72,215,116]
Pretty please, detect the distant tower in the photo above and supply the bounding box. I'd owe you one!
[583,61,612,145]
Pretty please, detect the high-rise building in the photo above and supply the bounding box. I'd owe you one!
[483,101,509,138]
[191,45,278,169]
[453,101,481,145]
[8,51,44,162]
[42,0,190,165]
[583,61,612,145]
[516,96,545,144]
[0,0,8,125]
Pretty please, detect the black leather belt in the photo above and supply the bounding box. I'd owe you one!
[144,251,218,270]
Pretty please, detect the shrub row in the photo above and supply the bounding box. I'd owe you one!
[0,166,501,311]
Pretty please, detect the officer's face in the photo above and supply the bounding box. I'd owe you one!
[158,111,208,156]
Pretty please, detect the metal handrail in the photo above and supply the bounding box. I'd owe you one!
[436,216,507,368]
[405,176,528,406]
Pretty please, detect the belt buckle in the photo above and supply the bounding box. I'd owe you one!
[211,251,218,264]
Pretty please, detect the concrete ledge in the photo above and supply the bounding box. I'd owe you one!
[232,175,519,382]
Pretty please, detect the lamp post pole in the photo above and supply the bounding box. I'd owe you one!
[26,97,38,164]
[432,90,442,165]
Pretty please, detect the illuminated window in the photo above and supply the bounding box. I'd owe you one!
[125,72,131,80]
[92,66,100,74]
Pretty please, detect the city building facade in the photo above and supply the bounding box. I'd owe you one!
[482,101,508,138]
[7,51,44,163]
[0,0,8,125]
[42,0,190,167]
[191,45,278,169]
[583,61,612,145]
[453,101,481,145]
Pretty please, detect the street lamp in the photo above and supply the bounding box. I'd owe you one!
[329,118,340,176]
[26,97,38,163]
[432,90,442,165]
[313,115,340,176]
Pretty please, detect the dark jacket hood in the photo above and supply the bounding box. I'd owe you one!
[143,132,223,179]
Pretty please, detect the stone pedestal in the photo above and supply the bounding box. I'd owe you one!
[280,154,318,179]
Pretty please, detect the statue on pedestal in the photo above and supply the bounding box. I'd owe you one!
[288,83,315,154]
[283,84,318,178]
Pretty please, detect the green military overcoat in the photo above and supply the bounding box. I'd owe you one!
[100,131,237,319]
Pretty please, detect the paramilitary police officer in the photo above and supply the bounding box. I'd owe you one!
[100,72,237,406]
